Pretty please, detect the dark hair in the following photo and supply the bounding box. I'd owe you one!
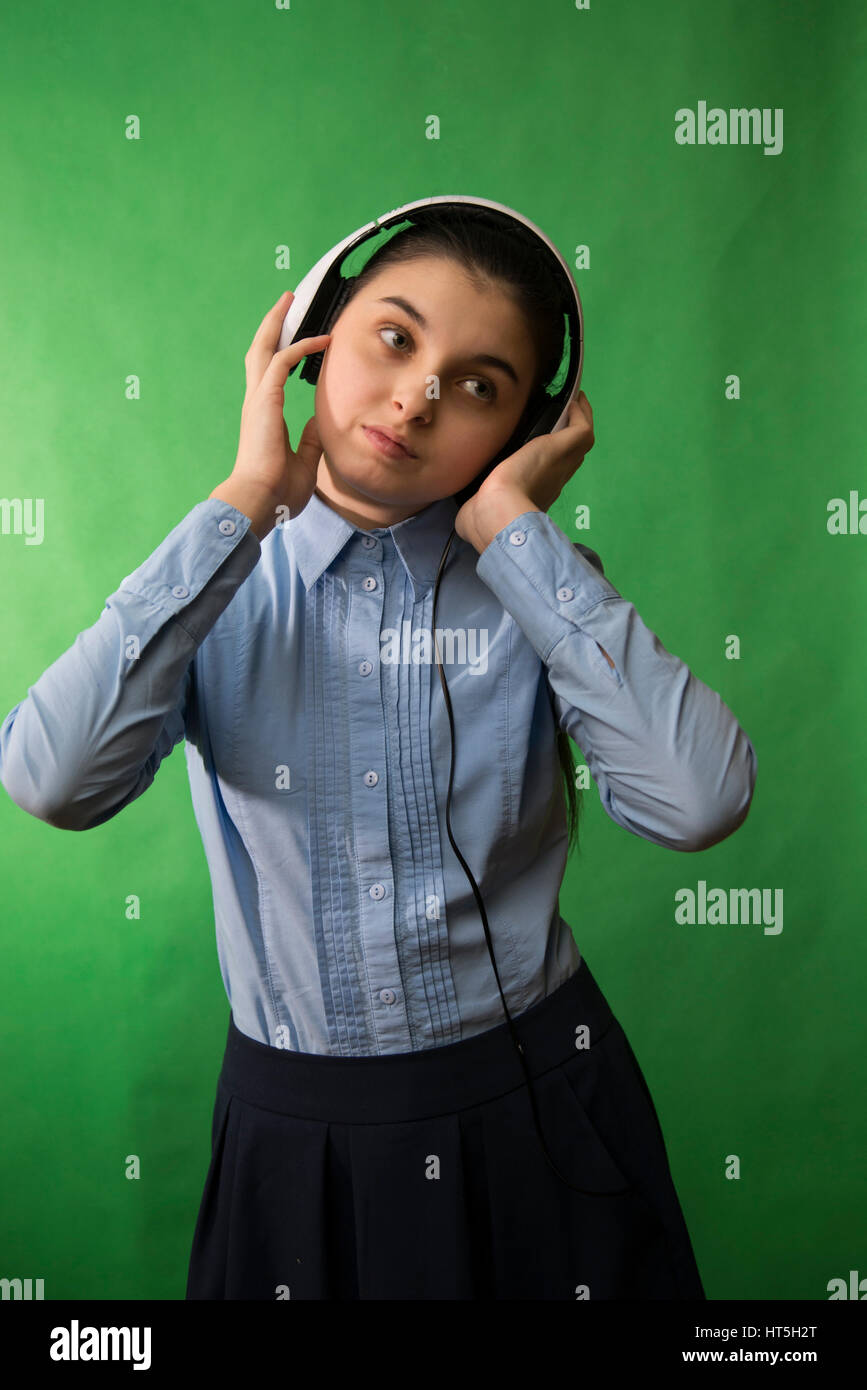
[328,206,584,859]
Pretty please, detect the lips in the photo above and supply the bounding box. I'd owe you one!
[363,426,416,459]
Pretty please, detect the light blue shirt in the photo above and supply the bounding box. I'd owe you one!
[0,490,757,1055]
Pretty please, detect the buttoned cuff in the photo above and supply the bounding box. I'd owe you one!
[475,510,621,663]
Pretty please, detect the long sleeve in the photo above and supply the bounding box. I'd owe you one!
[0,498,261,832]
[475,510,757,853]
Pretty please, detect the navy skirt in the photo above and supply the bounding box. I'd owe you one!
[185,957,706,1300]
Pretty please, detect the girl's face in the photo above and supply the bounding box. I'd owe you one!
[312,255,539,529]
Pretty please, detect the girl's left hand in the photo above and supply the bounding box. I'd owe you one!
[455,391,595,544]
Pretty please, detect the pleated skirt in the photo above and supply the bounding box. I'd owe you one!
[185,956,706,1300]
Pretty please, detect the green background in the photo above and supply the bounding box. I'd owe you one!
[0,0,864,1301]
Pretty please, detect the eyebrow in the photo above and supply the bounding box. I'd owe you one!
[374,295,521,385]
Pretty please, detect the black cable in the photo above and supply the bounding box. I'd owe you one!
[431,525,632,1198]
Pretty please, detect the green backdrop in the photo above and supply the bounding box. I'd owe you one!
[0,0,864,1301]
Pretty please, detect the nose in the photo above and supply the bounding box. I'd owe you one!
[392,371,433,422]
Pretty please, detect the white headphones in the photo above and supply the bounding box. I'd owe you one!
[276,194,584,479]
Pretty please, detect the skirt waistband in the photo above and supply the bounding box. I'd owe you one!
[218,958,615,1124]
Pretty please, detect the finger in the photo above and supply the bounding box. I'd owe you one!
[248,290,294,352]
[256,335,332,397]
[246,330,331,399]
[551,395,593,455]
[570,393,594,437]
[244,291,297,387]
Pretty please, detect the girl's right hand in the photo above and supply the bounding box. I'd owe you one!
[229,290,332,527]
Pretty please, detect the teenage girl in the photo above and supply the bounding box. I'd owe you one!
[0,206,757,1300]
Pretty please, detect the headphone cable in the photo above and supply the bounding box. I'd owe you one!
[431,525,631,1198]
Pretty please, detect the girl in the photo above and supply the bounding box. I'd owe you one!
[0,203,757,1301]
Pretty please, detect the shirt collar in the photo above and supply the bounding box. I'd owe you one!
[287,488,461,602]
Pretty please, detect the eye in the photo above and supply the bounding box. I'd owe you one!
[379,326,411,352]
[377,325,498,403]
[462,378,496,403]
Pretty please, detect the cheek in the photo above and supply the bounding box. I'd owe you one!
[315,354,346,429]
[317,342,372,419]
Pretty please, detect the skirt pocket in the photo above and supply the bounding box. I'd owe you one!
[543,1023,636,1196]
[564,1018,676,1192]
[558,1019,692,1241]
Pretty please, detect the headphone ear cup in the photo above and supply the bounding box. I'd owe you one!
[297,280,354,386]
[299,350,325,385]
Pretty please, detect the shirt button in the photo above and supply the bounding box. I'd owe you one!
[358,659,373,676]
[218,518,237,536]
[379,988,397,1005]
[171,585,190,599]
[361,535,377,549]
[363,770,379,787]
[556,586,575,601]
[369,883,386,900]
[362,576,377,591]
[509,530,527,546]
